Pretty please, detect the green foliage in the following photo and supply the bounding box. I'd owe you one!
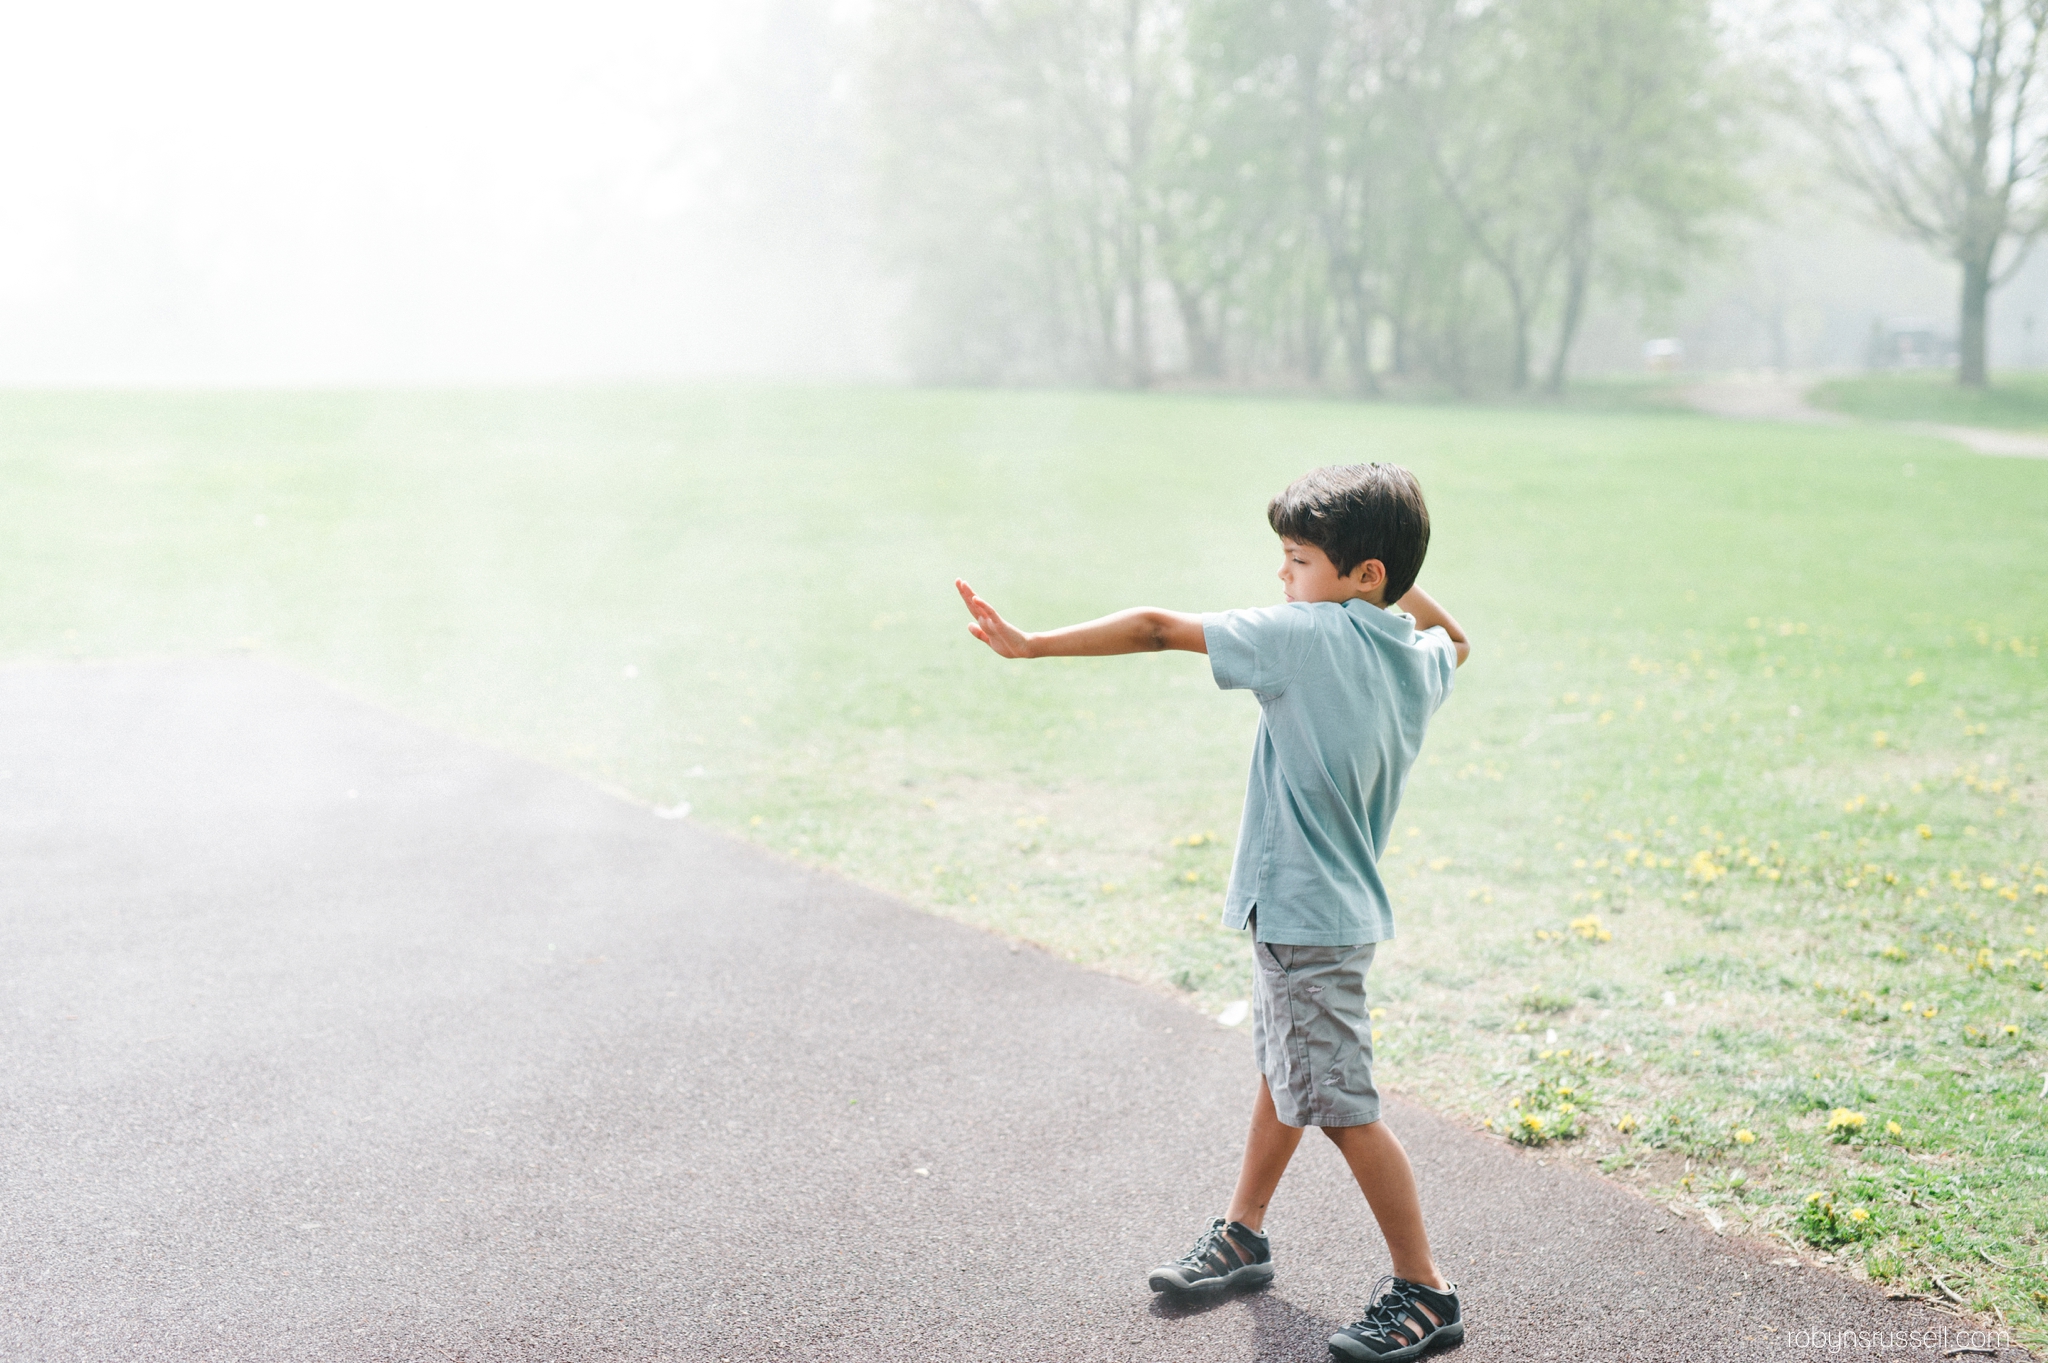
[1490,1045,1606,1144]
[1642,1101,1718,1157]
[1798,1190,1876,1249]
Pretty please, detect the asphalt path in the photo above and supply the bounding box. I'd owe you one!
[1,660,1994,1361]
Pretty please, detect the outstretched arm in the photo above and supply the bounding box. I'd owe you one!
[956,579,1207,658]
[1397,585,1470,667]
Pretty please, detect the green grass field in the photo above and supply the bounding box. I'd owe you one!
[1814,370,2048,432]
[5,386,2044,1338]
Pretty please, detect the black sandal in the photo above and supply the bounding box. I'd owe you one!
[1328,1275,1463,1361]
[1146,1217,1274,1294]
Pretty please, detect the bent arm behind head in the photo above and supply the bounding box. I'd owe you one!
[1397,585,1470,667]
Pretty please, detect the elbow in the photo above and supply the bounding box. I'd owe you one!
[1138,610,1172,651]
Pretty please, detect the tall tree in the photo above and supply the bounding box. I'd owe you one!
[869,0,1188,386]
[1819,0,2048,387]
[1412,0,1746,392]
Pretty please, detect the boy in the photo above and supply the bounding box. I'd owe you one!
[955,463,1470,1362]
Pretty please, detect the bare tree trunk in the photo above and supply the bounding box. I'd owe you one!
[1127,225,1153,388]
[1959,254,1991,388]
[1087,220,1121,384]
[1544,232,1593,395]
[1504,274,1533,391]
[1301,289,1329,384]
[1332,270,1381,396]
[1121,0,1153,389]
[1388,270,1410,377]
[1171,279,1223,377]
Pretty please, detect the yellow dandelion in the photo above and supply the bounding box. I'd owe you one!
[1826,1108,1867,1133]
[1872,731,1888,748]
[1735,1129,1756,1144]
[1922,1006,1938,1018]
[1616,1113,1639,1134]
[1848,1208,1871,1223]
[2004,1024,2019,1036]
[1917,824,1933,839]
[1521,1114,1545,1134]
[1906,670,1926,686]
[1886,1121,1902,1137]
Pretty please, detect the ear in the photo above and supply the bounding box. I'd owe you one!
[1350,558,1388,602]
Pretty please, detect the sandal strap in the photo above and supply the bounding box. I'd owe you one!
[1203,1235,1244,1272]
[1346,1275,1458,1347]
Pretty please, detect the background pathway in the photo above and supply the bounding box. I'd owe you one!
[0,661,1999,1360]
[1680,372,2048,458]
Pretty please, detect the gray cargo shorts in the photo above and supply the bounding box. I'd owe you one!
[1250,931,1380,1129]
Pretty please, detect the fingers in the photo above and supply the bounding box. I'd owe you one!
[957,580,1000,628]
[957,577,1016,655]
[956,578,996,618]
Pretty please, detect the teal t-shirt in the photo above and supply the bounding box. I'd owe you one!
[1203,600,1458,945]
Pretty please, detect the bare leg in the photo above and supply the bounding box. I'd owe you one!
[1322,1119,1448,1292]
[1224,1078,1303,1232]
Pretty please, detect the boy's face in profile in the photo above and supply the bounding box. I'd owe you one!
[1278,537,1388,607]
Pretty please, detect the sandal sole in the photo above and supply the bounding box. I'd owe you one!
[1146,1262,1275,1295]
[1328,1320,1464,1362]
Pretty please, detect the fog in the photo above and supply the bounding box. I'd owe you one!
[9,0,2048,387]
[0,0,892,385]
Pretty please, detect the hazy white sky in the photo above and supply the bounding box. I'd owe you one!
[5,1,2040,385]
[0,0,887,383]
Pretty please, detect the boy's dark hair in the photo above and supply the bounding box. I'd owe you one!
[1267,463,1431,603]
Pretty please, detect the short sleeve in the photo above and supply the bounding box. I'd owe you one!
[1203,604,1311,699]
[1417,624,1459,710]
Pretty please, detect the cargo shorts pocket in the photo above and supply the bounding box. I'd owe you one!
[1249,939,1379,1128]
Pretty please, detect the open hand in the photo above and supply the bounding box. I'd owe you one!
[956,579,1032,658]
